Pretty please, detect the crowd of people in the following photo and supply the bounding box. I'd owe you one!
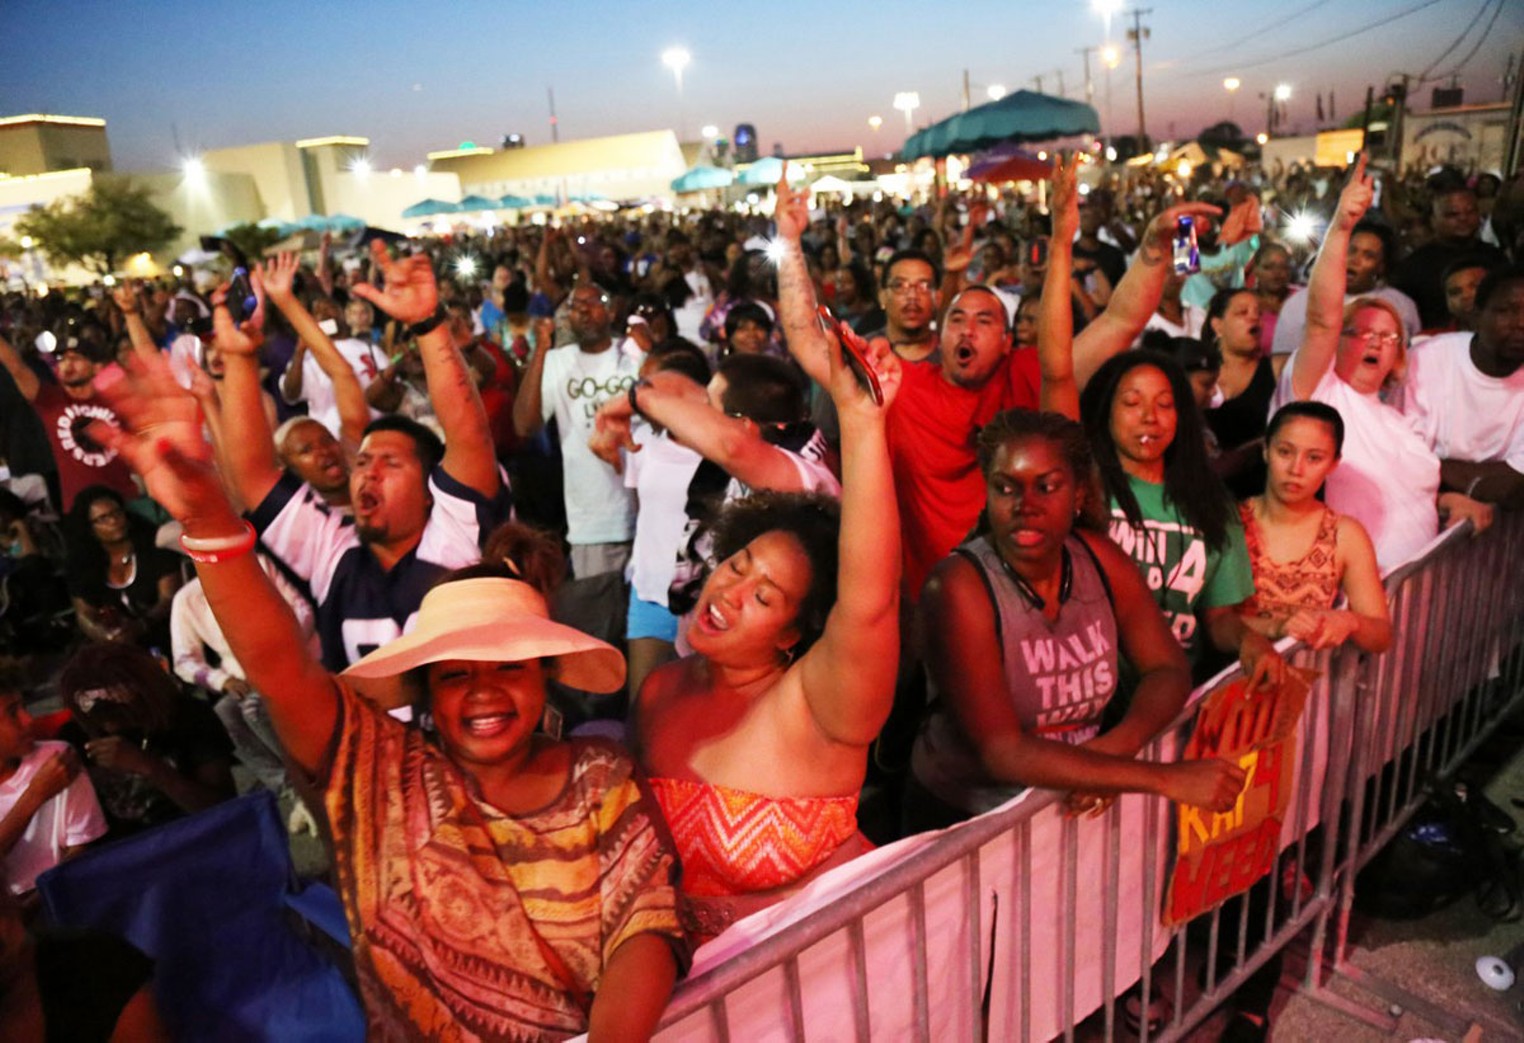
[0,146,1521,1039]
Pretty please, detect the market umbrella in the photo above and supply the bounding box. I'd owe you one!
[458,194,501,211]
[903,91,1099,160]
[671,165,734,193]
[968,151,1052,184]
[401,198,459,219]
[808,174,856,194]
[735,156,807,187]
[325,213,365,232]
[497,194,534,209]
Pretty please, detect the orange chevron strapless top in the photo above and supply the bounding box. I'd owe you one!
[648,777,860,898]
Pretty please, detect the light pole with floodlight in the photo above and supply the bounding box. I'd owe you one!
[893,91,920,137]
[662,47,690,138]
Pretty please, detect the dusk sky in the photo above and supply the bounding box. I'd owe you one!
[3,0,1519,173]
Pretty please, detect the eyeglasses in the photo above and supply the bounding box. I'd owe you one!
[886,279,934,298]
[89,506,126,525]
[1340,328,1403,348]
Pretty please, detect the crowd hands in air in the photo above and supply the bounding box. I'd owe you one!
[0,147,1520,1038]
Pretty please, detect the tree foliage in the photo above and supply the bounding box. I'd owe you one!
[14,178,181,275]
[218,222,285,262]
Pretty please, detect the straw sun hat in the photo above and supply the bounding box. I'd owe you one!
[342,577,626,693]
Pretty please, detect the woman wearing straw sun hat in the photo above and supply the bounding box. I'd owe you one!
[90,285,687,1041]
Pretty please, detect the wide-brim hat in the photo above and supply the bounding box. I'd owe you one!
[341,577,625,693]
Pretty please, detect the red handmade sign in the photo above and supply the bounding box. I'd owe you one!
[1165,667,1316,926]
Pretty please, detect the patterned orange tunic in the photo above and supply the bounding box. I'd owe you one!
[321,683,687,1041]
[1239,502,1342,622]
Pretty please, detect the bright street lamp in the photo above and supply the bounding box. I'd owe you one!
[1223,77,1241,121]
[700,124,718,140]
[987,84,1007,101]
[662,47,690,93]
[351,157,371,178]
[893,91,920,135]
[1101,45,1121,69]
[182,157,205,183]
[1274,83,1292,102]
[662,47,691,138]
[868,115,883,132]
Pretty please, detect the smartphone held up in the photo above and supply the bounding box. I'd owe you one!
[816,304,883,405]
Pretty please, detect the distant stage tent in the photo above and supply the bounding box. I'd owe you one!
[903,91,1100,160]
[457,194,501,211]
[671,166,735,193]
[736,156,808,187]
[496,194,534,209]
[401,198,459,219]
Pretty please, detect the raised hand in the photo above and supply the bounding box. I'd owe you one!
[1144,200,1224,258]
[1050,153,1081,244]
[85,736,157,777]
[209,282,262,358]
[1333,153,1373,231]
[89,315,239,528]
[260,252,300,305]
[351,240,438,325]
[590,395,638,472]
[774,163,810,243]
[942,218,977,275]
[112,280,142,316]
[824,319,902,418]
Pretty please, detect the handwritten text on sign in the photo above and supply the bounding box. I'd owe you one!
[1165,668,1316,926]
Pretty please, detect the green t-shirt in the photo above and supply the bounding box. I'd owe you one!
[1106,475,1255,660]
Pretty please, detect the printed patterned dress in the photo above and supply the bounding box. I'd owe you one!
[1238,502,1342,624]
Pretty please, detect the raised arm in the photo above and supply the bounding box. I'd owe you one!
[1072,201,1224,388]
[1039,158,1080,420]
[353,241,499,497]
[1291,154,1372,401]
[609,371,811,492]
[112,283,160,364]
[0,332,39,403]
[792,333,903,745]
[510,317,557,439]
[92,323,339,776]
[211,273,284,511]
[262,254,370,447]
[773,165,834,389]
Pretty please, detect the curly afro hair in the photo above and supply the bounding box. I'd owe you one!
[706,490,841,656]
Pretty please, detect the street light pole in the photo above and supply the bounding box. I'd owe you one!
[662,47,690,139]
[1077,46,1097,106]
[1126,7,1152,149]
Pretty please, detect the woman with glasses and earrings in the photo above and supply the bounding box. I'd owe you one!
[1272,154,1492,570]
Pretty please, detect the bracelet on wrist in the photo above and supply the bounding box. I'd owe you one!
[628,378,654,421]
[405,306,448,340]
[179,520,258,564]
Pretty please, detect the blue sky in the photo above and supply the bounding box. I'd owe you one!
[2,0,1518,172]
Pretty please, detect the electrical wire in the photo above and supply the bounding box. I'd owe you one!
[1183,0,1448,77]
[1208,0,1335,58]
[1429,0,1506,83]
[1416,0,1497,83]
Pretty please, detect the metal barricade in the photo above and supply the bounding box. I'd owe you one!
[652,511,1524,1042]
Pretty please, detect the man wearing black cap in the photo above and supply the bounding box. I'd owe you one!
[0,331,137,511]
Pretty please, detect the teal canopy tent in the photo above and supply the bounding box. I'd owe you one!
[902,91,1099,160]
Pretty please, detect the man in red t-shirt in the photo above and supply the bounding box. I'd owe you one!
[774,168,1220,602]
[0,334,137,511]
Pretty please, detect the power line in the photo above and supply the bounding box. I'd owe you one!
[1430,0,1507,82]
[1209,0,1335,58]
[1417,0,1497,83]
[1183,0,1447,78]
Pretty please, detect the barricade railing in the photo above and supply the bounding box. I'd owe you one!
[650,508,1524,1042]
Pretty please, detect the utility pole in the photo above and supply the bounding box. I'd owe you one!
[1033,73,1045,94]
[1077,46,1097,106]
[1127,8,1153,149]
[963,68,971,112]
[547,86,559,143]
[1056,69,1066,98]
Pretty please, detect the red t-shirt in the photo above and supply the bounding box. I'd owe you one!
[32,383,138,510]
[887,348,1041,602]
